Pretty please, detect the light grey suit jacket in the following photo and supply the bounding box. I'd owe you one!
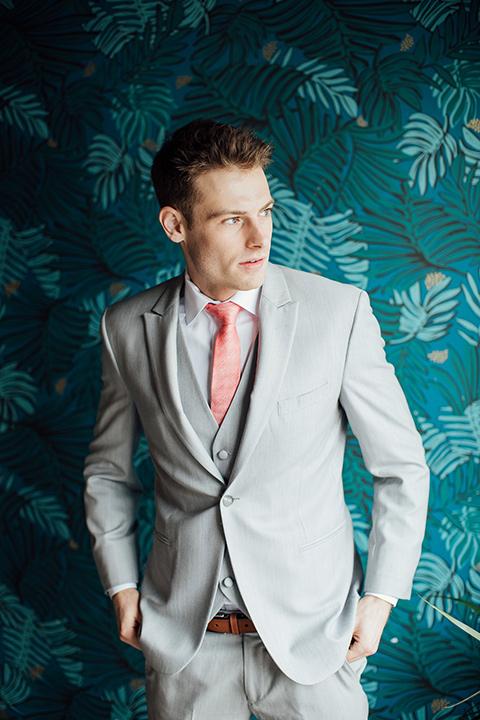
[84,263,429,685]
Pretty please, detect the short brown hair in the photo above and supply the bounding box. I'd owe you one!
[151,118,273,224]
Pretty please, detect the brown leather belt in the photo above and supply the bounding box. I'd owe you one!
[207,613,256,635]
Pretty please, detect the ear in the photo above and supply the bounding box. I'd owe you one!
[159,207,186,244]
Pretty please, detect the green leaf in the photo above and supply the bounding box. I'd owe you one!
[389,277,460,345]
[398,113,458,195]
[0,86,49,139]
[433,59,480,127]
[0,218,60,299]
[112,82,175,145]
[357,54,429,129]
[269,179,367,287]
[419,595,480,641]
[84,134,135,209]
[0,360,37,433]
[191,1,267,67]
[84,0,159,58]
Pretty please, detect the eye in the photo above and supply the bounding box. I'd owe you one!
[260,207,273,217]
[224,217,241,225]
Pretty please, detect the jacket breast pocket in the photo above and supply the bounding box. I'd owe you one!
[277,381,329,415]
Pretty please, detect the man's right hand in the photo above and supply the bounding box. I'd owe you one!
[112,588,142,650]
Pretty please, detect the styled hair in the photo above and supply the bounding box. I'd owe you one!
[151,118,273,224]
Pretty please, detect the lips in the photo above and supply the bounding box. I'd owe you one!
[239,258,265,266]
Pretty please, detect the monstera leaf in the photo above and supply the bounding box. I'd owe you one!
[413,553,466,628]
[457,268,480,347]
[84,134,135,209]
[460,126,480,184]
[419,347,480,479]
[111,82,175,145]
[398,113,458,195]
[433,59,480,127]
[357,54,430,129]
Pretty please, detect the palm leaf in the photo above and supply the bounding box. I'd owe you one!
[0,86,49,139]
[412,0,459,31]
[372,609,480,713]
[270,179,367,286]
[398,113,458,196]
[48,77,106,150]
[359,184,479,293]
[0,663,30,707]
[96,17,187,89]
[0,218,60,300]
[177,0,216,32]
[84,0,159,58]
[191,1,267,67]
[0,0,94,87]
[259,0,417,73]
[389,277,461,344]
[0,361,37,433]
[268,103,348,214]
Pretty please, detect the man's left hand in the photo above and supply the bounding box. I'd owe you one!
[346,595,392,663]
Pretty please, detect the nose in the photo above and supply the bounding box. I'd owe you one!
[246,219,270,248]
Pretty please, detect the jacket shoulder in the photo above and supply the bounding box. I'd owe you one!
[273,264,363,305]
[103,274,183,328]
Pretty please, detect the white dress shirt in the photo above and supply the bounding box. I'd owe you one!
[107,272,396,607]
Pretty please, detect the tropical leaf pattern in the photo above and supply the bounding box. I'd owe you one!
[0,1,479,718]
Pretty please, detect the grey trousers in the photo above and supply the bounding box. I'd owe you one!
[145,631,369,720]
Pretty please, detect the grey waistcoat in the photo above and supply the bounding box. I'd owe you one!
[177,322,258,617]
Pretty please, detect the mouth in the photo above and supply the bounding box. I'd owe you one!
[239,258,265,268]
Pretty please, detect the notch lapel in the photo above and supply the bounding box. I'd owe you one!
[230,264,298,480]
[143,276,224,483]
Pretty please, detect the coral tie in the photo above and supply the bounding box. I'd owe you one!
[206,302,242,425]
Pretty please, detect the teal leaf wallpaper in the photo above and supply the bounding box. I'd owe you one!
[0,1,479,718]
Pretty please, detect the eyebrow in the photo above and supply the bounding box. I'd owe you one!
[205,198,275,221]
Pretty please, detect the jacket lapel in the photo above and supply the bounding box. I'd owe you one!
[143,275,224,483]
[230,264,298,480]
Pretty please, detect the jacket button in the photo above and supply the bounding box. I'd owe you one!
[217,449,229,460]
[222,495,234,507]
[223,577,234,588]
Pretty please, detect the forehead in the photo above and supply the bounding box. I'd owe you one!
[191,166,271,216]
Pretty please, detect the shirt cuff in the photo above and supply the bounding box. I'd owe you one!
[364,592,397,607]
[106,582,138,598]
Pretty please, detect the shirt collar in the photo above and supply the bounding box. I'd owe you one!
[184,270,261,325]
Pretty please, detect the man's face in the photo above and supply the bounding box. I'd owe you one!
[179,166,274,301]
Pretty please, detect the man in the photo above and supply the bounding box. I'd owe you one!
[84,119,429,719]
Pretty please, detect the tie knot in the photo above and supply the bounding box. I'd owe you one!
[206,302,241,325]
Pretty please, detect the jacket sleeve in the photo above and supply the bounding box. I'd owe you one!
[83,306,143,591]
[339,290,429,599]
